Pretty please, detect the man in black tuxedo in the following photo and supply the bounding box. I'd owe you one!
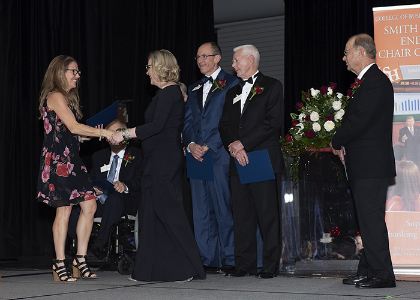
[69,119,142,259]
[398,116,420,165]
[331,34,396,288]
[219,44,283,278]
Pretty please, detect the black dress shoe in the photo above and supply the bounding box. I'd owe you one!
[203,265,220,274]
[356,278,396,288]
[221,265,235,275]
[342,275,368,285]
[255,271,276,279]
[229,269,247,277]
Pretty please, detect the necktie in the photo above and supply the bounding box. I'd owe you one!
[107,154,119,183]
[98,154,119,204]
[410,127,414,135]
[238,76,254,88]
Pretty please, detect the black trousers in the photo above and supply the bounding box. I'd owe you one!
[350,177,395,280]
[230,175,281,274]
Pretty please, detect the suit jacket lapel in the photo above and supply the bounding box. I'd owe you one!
[197,86,204,112]
[242,73,264,116]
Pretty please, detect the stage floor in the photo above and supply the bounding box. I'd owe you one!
[1,258,419,300]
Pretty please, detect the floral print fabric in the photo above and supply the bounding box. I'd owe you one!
[36,97,96,207]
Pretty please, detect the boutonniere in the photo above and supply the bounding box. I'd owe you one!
[123,153,135,167]
[347,78,364,96]
[212,78,227,92]
[192,84,202,91]
[249,85,265,100]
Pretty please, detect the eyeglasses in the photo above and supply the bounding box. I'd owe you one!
[194,54,217,61]
[145,65,152,70]
[66,69,81,76]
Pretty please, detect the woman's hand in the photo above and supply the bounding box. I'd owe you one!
[110,131,124,145]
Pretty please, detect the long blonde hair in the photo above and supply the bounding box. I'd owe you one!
[38,55,82,119]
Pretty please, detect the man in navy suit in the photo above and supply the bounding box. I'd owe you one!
[331,34,396,288]
[398,116,420,165]
[183,42,238,273]
[219,44,284,278]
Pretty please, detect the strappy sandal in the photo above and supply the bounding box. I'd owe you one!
[72,255,97,279]
[52,259,76,282]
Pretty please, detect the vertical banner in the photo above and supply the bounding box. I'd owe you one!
[373,4,420,266]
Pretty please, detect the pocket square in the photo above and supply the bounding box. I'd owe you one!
[233,94,241,104]
[192,84,202,91]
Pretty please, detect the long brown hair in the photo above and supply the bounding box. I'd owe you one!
[38,55,82,119]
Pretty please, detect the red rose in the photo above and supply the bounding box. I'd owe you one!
[305,115,311,121]
[355,78,363,85]
[320,86,328,95]
[304,92,309,99]
[325,115,334,121]
[347,89,352,97]
[56,162,69,177]
[350,83,356,89]
[329,82,337,90]
[49,184,55,191]
[305,130,315,138]
[286,135,292,142]
[296,102,303,109]
[291,121,299,127]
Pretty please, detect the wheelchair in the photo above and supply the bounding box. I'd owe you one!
[88,213,138,275]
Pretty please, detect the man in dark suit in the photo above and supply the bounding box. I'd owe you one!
[183,42,238,274]
[87,119,142,259]
[331,34,396,288]
[219,44,283,278]
[398,116,420,165]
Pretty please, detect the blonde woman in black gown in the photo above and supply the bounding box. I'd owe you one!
[111,50,205,282]
[37,55,114,281]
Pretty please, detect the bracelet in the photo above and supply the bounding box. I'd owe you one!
[125,129,131,140]
[99,128,102,141]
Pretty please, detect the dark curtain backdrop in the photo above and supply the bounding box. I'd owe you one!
[0,0,214,259]
[284,0,420,128]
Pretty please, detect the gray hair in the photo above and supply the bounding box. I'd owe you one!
[352,33,376,60]
[233,44,260,65]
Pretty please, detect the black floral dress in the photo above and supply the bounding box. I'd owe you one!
[36,95,96,207]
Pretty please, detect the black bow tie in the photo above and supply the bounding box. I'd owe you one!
[239,77,254,88]
[199,76,213,85]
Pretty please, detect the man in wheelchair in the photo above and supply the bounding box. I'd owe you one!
[69,119,142,263]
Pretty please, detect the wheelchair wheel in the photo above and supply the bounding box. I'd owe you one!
[118,256,134,275]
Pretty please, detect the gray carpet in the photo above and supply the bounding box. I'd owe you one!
[1,268,419,300]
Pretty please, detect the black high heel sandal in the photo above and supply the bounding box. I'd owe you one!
[52,259,76,282]
[72,255,97,279]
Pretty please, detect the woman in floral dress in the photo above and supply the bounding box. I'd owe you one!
[36,55,114,281]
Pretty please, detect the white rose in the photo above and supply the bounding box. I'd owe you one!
[324,120,335,132]
[298,113,305,122]
[332,101,342,111]
[310,88,320,97]
[310,111,319,122]
[334,109,345,121]
[327,87,333,96]
[336,92,343,99]
[312,122,321,132]
[296,123,304,133]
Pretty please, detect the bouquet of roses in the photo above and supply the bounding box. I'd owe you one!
[281,82,350,177]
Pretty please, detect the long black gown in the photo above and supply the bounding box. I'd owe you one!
[132,85,205,281]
